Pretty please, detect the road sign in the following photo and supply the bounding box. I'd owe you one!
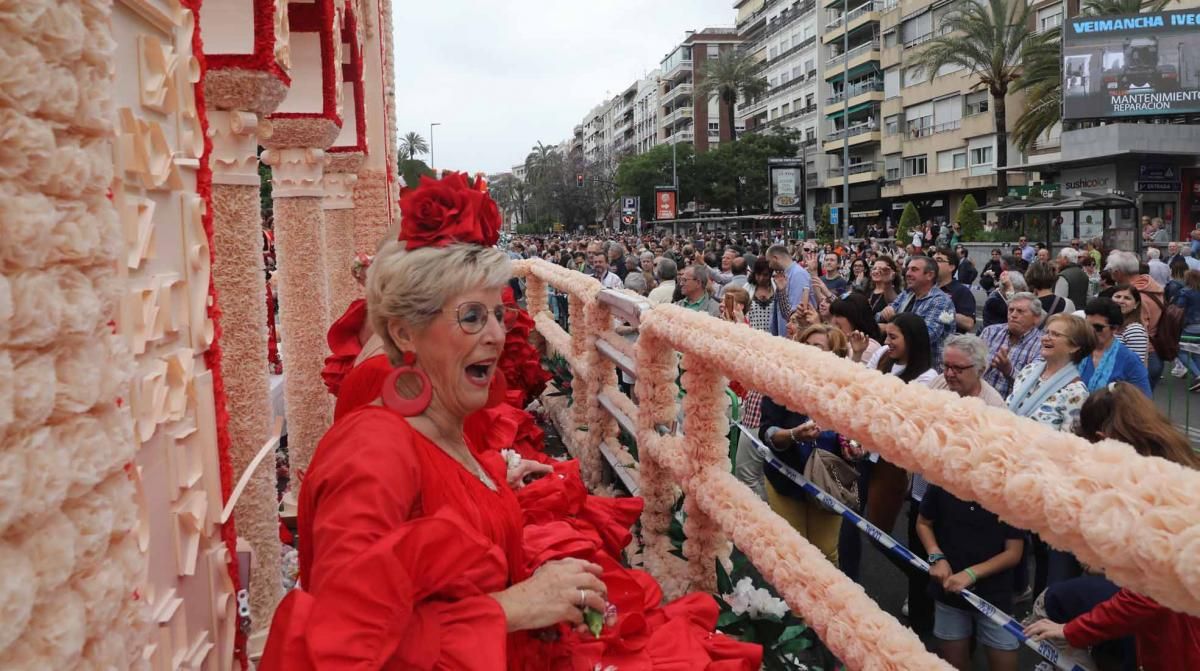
[621,214,635,226]
[830,207,840,226]
[623,196,637,210]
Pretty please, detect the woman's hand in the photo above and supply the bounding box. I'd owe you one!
[491,558,608,632]
[1024,619,1067,642]
[795,303,820,327]
[848,330,869,356]
[507,459,553,490]
[773,272,788,291]
[791,421,820,442]
[943,570,974,594]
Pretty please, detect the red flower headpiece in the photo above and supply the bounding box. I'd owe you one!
[398,171,500,250]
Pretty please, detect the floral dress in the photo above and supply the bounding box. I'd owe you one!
[1008,364,1089,433]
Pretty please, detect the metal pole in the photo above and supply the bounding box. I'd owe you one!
[672,135,678,189]
[430,122,441,170]
[841,0,850,242]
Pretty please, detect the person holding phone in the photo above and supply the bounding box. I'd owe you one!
[766,244,815,337]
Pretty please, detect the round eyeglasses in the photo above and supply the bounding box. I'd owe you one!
[437,302,522,334]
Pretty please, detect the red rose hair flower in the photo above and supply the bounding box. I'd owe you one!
[398,172,501,250]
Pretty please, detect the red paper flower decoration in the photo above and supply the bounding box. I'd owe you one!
[398,172,501,250]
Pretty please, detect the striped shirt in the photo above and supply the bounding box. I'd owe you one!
[1116,322,1149,365]
[979,324,1045,400]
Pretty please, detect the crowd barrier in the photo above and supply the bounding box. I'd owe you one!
[513,258,1200,671]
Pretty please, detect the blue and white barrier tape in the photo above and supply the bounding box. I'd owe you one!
[733,421,1091,671]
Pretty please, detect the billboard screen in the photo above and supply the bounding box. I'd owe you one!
[768,159,806,215]
[654,187,677,221]
[1063,10,1200,119]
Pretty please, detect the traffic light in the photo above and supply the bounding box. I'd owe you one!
[576,173,584,189]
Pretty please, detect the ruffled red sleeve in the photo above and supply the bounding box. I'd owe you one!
[322,299,369,396]
[262,411,512,670]
[333,354,391,421]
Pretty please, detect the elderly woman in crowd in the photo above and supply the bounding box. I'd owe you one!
[759,324,856,562]
[1081,297,1152,396]
[263,177,760,670]
[1027,382,1200,671]
[1006,313,1094,597]
[981,269,1029,330]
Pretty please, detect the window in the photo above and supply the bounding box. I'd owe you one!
[904,154,927,177]
[781,71,790,84]
[885,114,900,135]
[883,30,897,48]
[803,24,814,41]
[1037,5,1062,33]
[905,101,933,137]
[707,44,720,59]
[933,95,962,131]
[805,128,816,142]
[781,37,791,50]
[885,154,902,181]
[769,76,778,87]
[936,149,966,172]
[935,62,964,77]
[805,93,815,109]
[970,145,992,166]
[769,46,778,59]
[804,58,815,73]
[781,102,791,114]
[709,121,720,131]
[903,66,927,87]
[884,68,900,98]
[965,90,989,116]
[770,107,779,119]
[901,11,932,46]
[793,65,803,79]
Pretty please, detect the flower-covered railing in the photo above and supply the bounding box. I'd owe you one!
[513,258,1200,670]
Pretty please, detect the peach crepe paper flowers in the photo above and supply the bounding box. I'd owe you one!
[637,304,1200,617]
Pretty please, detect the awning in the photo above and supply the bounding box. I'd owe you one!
[976,191,1136,214]
[826,63,879,84]
[826,101,875,120]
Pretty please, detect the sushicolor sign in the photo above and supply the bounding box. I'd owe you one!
[1062,9,1200,119]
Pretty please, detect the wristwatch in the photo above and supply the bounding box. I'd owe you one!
[928,553,947,564]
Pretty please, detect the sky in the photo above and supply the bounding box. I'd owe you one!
[392,0,738,175]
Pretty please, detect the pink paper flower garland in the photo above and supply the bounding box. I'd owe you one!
[638,304,1200,617]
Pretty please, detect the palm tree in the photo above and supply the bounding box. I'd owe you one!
[1013,0,1175,151]
[694,48,769,143]
[908,0,1046,198]
[399,132,429,160]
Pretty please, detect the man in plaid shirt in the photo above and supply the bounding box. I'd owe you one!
[978,292,1045,399]
[877,256,956,370]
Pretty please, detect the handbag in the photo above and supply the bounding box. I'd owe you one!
[803,448,860,509]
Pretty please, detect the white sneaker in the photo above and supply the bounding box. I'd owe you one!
[1172,361,1188,378]
[901,598,909,617]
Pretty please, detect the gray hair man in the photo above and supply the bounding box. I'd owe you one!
[647,258,678,305]
[978,292,1045,398]
[676,264,721,317]
[1055,247,1089,309]
[1146,246,1171,287]
[930,334,1006,407]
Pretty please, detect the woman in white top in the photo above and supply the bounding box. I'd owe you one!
[1109,284,1149,366]
[863,312,937,534]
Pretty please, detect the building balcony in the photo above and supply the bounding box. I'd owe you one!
[753,35,817,74]
[825,40,880,75]
[824,1,884,44]
[826,79,883,106]
[823,124,880,152]
[665,129,695,145]
[660,106,694,129]
[663,58,693,81]
[759,104,818,130]
[903,118,961,141]
[661,83,694,105]
[762,0,817,41]
[826,163,881,184]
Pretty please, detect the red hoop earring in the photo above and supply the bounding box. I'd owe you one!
[381,352,432,416]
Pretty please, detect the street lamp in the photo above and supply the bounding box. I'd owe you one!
[841,0,850,243]
[430,122,441,170]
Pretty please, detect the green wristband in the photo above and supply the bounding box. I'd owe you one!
[964,567,978,584]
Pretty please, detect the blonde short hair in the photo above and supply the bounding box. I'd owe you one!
[795,323,850,358]
[367,243,512,364]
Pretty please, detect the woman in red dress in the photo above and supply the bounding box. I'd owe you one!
[262,173,761,670]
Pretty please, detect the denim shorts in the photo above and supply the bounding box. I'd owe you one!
[933,600,1020,651]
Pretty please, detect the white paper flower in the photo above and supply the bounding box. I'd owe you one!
[938,310,955,325]
[500,449,522,471]
[721,576,789,620]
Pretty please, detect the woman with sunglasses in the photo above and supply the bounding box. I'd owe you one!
[866,256,901,317]
[1081,297,1152,397]
[848,257,870,294]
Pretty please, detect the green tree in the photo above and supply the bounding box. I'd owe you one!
[399,132,429,160]
[818,204,833,240]
[1013,0,1175,151]
[694,49,769,143]
[907,0,1047,198]
[615,143,698,221]
[897,202,921,243]
[693,129,800,212]
[956,194,982,240]
[397,158,434,189]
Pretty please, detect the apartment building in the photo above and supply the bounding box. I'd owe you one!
[658,27,743,153]
[736,0,828,224]
[875,0,1029,230]
[632,70,661,155]
[819,0,892,233]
